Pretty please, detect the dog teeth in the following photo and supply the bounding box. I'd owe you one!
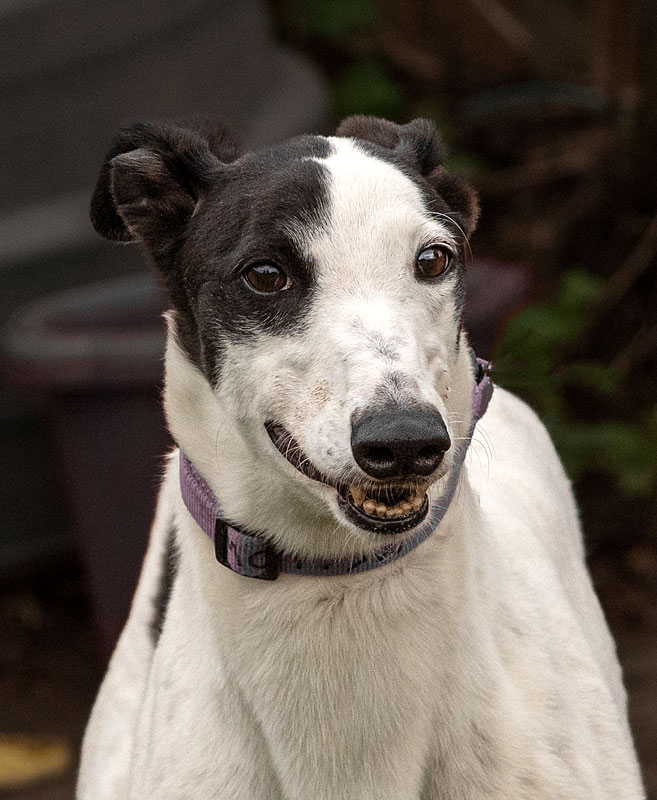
[411,494,424,511]
[350,485,366,506]
[348,485,426,519]
[363,499,377,515]
[386,507,404,519]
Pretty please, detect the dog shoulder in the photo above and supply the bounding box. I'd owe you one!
[484,385,560,458]
[472,385,586,573]
[479,385,576,504]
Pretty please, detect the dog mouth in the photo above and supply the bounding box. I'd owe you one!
[336,484,429,534]
[265,421,430,534]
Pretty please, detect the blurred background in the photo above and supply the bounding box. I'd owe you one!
[0,0,655,797]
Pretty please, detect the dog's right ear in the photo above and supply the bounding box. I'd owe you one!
[335,116,479,237]
[91,121,241,252]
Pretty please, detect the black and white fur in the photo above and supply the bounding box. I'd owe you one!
[77,117,644,799]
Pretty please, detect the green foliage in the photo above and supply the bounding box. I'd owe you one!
[291,0,376,39]
[333,61,404,120]
[493,271,602,413]
[282,0,453,134]
[551,418,656,496]
[493,270,657,497]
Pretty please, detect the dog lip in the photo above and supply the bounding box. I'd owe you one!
[265,420,430,534]
[337,486,429,535]
[265,421,327,484]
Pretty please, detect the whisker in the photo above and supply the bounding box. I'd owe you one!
[425,207,473,261]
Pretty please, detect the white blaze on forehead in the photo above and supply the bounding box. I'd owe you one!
[305,136,456,285]
[290,136,463,416]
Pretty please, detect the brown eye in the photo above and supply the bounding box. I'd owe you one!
[243,263,291,294]
[415,246,451,280]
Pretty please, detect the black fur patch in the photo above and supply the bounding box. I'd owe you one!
[92,123,331,384]
[150,524,180,646]
[336,116,446,175]
[91,120,240,244]
[178,138,331,384]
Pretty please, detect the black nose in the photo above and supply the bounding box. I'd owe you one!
[351,405,451,479]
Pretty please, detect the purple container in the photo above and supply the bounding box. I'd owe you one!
[4,274,170,659]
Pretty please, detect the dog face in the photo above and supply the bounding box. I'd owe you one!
[92,116,479,558]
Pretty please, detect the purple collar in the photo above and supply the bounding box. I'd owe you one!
[180,358,493,580]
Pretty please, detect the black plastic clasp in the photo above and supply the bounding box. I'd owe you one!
[254,548,281,581]
[468,347,491,384]
[214,519,229,566]
[214,519,280,581]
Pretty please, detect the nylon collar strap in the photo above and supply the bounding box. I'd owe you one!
[179,357,493,580]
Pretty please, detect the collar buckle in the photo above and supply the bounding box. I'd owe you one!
[214,520,280,581]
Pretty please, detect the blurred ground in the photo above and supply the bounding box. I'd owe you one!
[593,553,657,795]
[0,568,100,800]
[0,552,655,799]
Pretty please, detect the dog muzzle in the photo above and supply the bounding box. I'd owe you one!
[179,358,493,580]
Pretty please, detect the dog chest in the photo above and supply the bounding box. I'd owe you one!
[149,527,457,799]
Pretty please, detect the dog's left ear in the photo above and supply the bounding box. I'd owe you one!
[335,115,479,236]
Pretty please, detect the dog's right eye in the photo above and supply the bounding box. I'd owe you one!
[243,263,291,294]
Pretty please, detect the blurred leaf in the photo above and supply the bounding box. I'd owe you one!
[494,269,605,396]
[558,362,623,398]
[494,269,657,499]
[557,269,603,316]
[550,420,657,495]
[333,61,403,119]
[291,0,376,39]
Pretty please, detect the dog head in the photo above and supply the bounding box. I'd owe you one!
[92,116,479,559]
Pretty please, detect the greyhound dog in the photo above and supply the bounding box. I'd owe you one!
[77,116,644,799]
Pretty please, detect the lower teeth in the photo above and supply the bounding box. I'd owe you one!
[349,487,425,518]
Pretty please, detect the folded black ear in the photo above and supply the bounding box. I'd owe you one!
[335,115,479,236]
[429,171,480,237]
[90,121,241,250]
[336,116,445,176]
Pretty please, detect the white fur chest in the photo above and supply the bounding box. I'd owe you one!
[136,494,471,800]
[120,427,645,800]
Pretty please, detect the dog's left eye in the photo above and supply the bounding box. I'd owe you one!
[415,246,451,280]
[243,263,292,294]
